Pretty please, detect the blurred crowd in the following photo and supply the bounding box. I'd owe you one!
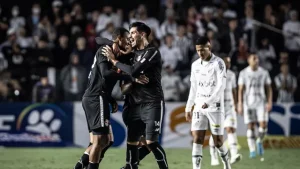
[0,0,299,103]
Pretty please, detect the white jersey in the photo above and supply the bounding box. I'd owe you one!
[185,54,227,112]
[224,70,237,108]
[238,66,271,108]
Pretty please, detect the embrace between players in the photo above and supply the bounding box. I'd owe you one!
[74,21,272,169]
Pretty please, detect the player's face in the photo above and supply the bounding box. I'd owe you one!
[223,57,231,69]
[119,32,130,50]
[196,43,211,60]
[129,27,143,48]
[248,54,259,68]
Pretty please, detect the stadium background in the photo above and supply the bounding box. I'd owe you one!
[0,0,300,169]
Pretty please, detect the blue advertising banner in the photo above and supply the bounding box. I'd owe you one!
[0,103,73,147]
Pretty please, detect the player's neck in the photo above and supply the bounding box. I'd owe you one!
[203,53,212,61]
[137,39,149,50]
[250,66,258,71]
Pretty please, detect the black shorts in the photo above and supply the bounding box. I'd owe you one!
[127,101,165,142]
[82,95,110,135]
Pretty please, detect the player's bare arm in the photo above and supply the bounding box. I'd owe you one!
[185,66,196,122]
[238,84,245,115]
[265,84,273,112]
[232,87,238,112]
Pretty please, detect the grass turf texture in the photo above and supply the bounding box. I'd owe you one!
[0,148,298,169]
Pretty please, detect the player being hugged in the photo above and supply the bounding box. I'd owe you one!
[185,37,231,169]
[237,53,272,160]
[102,22,169,169]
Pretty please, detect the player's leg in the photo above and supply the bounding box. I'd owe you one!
[123,119,144,169]
[209,134,219,166]
[224,111,241,164]
[143,101,169,169]
[256,104,269,157]
[88,130,110,169]
[137,135,151,165]
[208,111,231,169]
[190,110,209,169]
[74,133,93,169]
[244,108,257,158]
[99,125,114,163]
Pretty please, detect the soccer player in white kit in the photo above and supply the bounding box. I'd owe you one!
[185,37,231,169]
[209,56,242,165]
[237,54,273,159]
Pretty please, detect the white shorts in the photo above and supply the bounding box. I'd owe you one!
[224,106,237,128]
[244,103,268,124]
[191,108,225,135]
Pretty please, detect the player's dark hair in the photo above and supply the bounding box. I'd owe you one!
[112,27,129,40]
[248,52,257,59]
[195,36,210,45]
[129,22,151,37]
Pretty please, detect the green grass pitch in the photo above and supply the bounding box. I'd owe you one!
[0,148,298,169]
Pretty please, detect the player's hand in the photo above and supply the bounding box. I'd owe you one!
[266,102,272,113]
[120,45,133,55]
[102,45,116,60]
[185,111,192,122]
[135,75,149,84]
[110,99,118,113]
[202,103,208,109]
[237,103,243,116]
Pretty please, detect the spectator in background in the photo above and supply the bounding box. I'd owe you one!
[49,0,63,27]
[148,28,160,48]
[0,71,22,102]
[35,15,57,46]
[73,37,93,72]
[70,3,86,32]
[257,37,276,72]
[60,53,86,101]
[206,29,220,54]
[160,8,177,37]
[159,0,178,22]
[283,10,300,74]
[241,6,256,52]
[236,38,248,70]
[56,11,72,38]
[85,10,99,52]
[32,75,55,103]
[0,52,8,72]
[53,34,71,70]
[26,3,41,35]
[100,22,115,40]
[221,18,241,58]
[159,33,182,70]
[186,6,202,36]
[199,7,219,34]
[161,66,185,101]
[0,5,9,43]
[0,28,18,51]
[9,6,25,31]
[96,5,120,33]
[275,64,297,103]
[17,27,34,48]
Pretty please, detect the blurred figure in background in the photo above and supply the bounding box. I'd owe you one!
[53,34,71,71]
[32,75,55,103]
[257,37,276,72]
[96,5,120,33]
[0,5,9,44]
[274,64,297,103]
[0,71,22,102]
[9,6,25,31]
[26,3,41,35]
[160,8,177,37]
[159,33,182,71]
[60,52,86,101]
[17,27,34,48]
[73,37,93,72]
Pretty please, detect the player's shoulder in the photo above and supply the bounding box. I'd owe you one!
[258,66,270,75]
[211,54,225,66]
[95,45,108,62]
[191,58,201,69]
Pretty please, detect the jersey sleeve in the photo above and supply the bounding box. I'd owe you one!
[205,59,227,104]
[274,76,281,89]
[115,47,160,77]
[265,71,272,85]
[185,65,197,112]
[238,71,245,86]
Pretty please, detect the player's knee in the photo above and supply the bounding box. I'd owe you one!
[226,127,235,133]
[193,135,204,144]
[214,139,223,148]
[247,123,255,130]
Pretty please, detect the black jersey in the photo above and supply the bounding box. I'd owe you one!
[83,46,133,98]
[115,45,164,104]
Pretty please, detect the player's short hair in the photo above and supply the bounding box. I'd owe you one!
[195,36,210,46]
[248,52,258,59]
[129,22,151,37]
[112,27,129,40]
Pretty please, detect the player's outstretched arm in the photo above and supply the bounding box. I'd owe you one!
[99,61,134,81]
[113,48,158,77]
[204,60,227,105]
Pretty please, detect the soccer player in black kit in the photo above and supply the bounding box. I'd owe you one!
[102,22,169,169]
[80,27,149,169]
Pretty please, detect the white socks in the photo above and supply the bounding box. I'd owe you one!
[258,127,267,142]
[227,133,238,156]
[209,136,218,158]
[247,129,256,152]
[192,143,203,169]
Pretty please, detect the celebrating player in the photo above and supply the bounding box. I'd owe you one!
[238,53,272,159]
[80,27,148,169]
[209,56,242,166]
[103,22,169,169]
[185,37,231,169]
